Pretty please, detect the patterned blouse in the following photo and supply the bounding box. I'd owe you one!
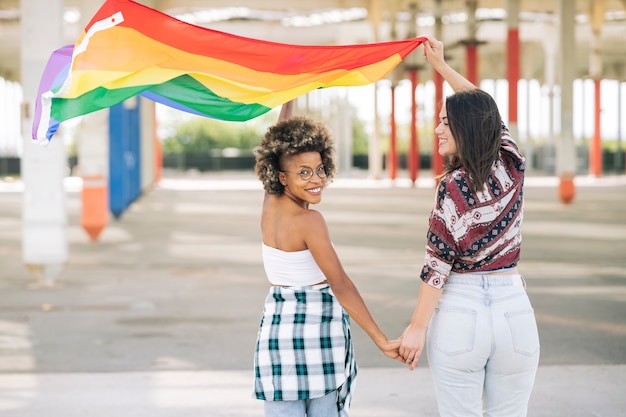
[421,125,525,289]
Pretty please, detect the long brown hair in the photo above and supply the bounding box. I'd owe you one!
[443,89,502,194]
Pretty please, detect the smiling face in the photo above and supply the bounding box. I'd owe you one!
[278,151,326,207]
[434,105,458,157]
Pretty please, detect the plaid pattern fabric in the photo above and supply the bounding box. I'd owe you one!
[254,283,357,416]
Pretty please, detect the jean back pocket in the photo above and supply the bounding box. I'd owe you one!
[505,309,540,356]
[432,307,477,356]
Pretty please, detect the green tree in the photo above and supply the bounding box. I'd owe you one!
[161,112,278,154]
[161,106,371,156]
[351,112,369,155]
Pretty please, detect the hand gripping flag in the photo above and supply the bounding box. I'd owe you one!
[32,0,426,142]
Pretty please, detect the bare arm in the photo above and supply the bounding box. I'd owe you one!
[421,35,476,93]
[303,210,403,362]
[399,281,443,370]
[397,35,477,370]
[278,100,294,122]
[262,100,295,198]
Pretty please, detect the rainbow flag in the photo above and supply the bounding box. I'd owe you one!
[33,0,426,142]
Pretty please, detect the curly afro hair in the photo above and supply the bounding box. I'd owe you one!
[255,116,336,195]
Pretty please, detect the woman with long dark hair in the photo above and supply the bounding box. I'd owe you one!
[399,36,540,417]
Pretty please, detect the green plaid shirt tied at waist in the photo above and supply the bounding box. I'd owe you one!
[253,283,357,416]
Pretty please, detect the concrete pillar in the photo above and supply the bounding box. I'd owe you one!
[406,2,421,186]
[329,94,353,174]
[408,69,419,185]
[21,0,67,285]
[541,24,558,174]
[76,0,109,242]
[340,96,353,173]
[370,86,383,179]
[140,97,156,190]
[617,79,624,173]
[387,3,401,181]
[367,0,383,179]
[557,0,577,204]
[75,0,156,240]
[139,0,158,189]
[77,110,109,242]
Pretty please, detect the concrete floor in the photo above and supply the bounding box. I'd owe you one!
[0,171,625,416]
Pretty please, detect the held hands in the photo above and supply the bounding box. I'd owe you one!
[399,325,427,371]
[378,337,405,364]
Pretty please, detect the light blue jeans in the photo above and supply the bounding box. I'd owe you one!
[426,273,540,417]
[264,391,339,417]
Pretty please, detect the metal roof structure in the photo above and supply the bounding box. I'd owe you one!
[2,1,623,281]
[1,0,625,83]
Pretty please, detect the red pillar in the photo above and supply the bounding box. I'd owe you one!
[154,136,162,183]
[432,0,444,180]
[559,174,576,204]
[409,69,419,185]
[590,79,603,176]
[432,72,444,179]
[464,0,480,86]
[466,44,478,86]
[507,27,519,137]
[388,86,398,180]
[81,176,108,242]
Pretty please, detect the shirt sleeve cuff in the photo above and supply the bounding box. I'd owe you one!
[420,268,447,289]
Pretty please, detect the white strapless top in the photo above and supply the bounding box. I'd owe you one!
[262,243,327,287]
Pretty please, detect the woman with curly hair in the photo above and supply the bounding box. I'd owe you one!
[253,103,402,417]
[399,36,539,416]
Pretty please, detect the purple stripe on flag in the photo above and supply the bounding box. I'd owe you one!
[32,45,73,140]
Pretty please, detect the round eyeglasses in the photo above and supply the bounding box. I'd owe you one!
[280,164,328,181]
